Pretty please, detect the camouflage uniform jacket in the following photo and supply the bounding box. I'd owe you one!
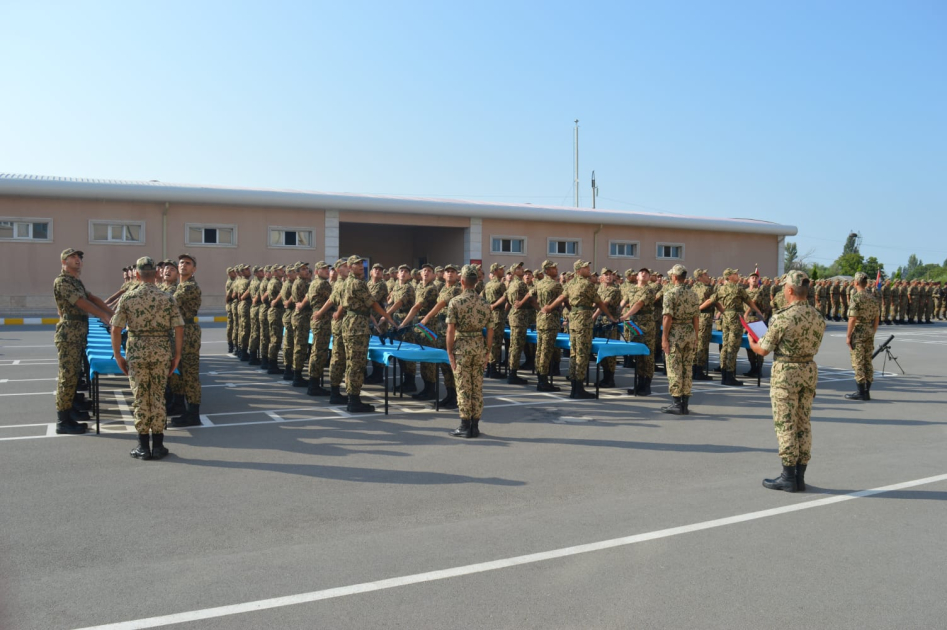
[709,283,752,312]
[414,281,440,318]
[564,277,598,330]
[111,283,184,363]
[623,284,656,321]
[534,277,563,330]
[446,289,493,337]
[759,302,825,364]
[663,285,699,327]
[291,277,310,310]
[248,277,261,302]
[390,281,416,319]
[848,290,879,341]
[280,278,295,310]
[436,283,464,334]
[597,283,621,324]
[340,276,377,336]
[267,276,283,309]
[692,283,715,316]
[173,278,202,324]
[483,279,508,322]
[306,277,331,312]
[368,279,389,306]
[746,287,765,322]
[54,272,89,320]
[505,277,530,327]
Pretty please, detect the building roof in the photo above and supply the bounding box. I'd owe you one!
[0,174,797,236]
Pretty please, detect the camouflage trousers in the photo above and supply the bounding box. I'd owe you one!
[249,304,261,353]
[170,324,202,404]
[55,321,87,412]
[507,325,526,371]
[434,332,455,389]
[924,299,933,322]
[282,311,295,370]
[343,333,369,395]
[238,301,251,350]
[226,302,235,345]
[907,300,918,320]
[535,326,559,376]
[898,298,907,320]
[398,325,417,377]
[770,361,816,466]
[694,314,714,367]
[568,320,593,382]
[850,335,874,384]
[292,309,311,372]
[258,305,270,359]
[129,361,170,434]
[267,308,284,363]
[330,324,347,386]
[830,298,842,319]
[598,322,619,372]
[628,317,655,379]
[308,320,331,381]
[720,312,743,372]
[666,324,696,397]
[419,333,439,384]
[455,336,486,420]
[489,315,506,364]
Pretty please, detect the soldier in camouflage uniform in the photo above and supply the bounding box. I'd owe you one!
[290,262,312,387]
[504,262,531,385]
[247,266,264,365]
[529,260,563,392]
[906,280,919,324]
[399,264,441,400]
[53,248,114,434]
[314,260,350,404]
[936,282,945,320]
[258,266,273,370]
[263,265,285,374]
[543,260,617,399]
[446,265,494,438]
[620,269,658,395]
[385,264,418,393]
[301,262,332,394]
[844,272,880,401]
[592,268,622,388]
[168,253,203,427]
[482,263,508,379]
[661,264,700,415]
[691,268,715,381]
[749,270,825,493]
[700,268,763,387]
[830,280,842,321]
[336,255,396,413]
[419,264,464,409]
[232,265,250,359]
[743,272,765,378]
[279,265,298,379]
[110,257,184,460]
[897,280,909,324]
[881,279,892,325]
[225,267,237,353]
[365,263,390,384]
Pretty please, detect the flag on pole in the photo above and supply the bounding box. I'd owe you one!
[754,262,759,276]
[876,269,882,290]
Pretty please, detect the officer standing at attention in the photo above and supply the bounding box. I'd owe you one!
[365,263,390,385]
[110,257,184,460]
[748,270,825,493]
[385,264,418,393]
[661,264,700,415]
[303,261,332,395]
[700,268,764,387]
[53,248,114,434]
[620,269,658,396]
[247,266,264,365]
[258,266,273,370]
[234,265,252,360]
[446,265,494,438]
[691,268,715,381]
[289,262,312,387]
[743,271,765,379]
[594,268,622,388]
[420,263,464,408]
[542,260,617,399]
[168,253,202,428]
[483,263,508,379]
[844,271,880,401]
[398,263,442,401]
[336,255,397,413]
[313,259,350,404]
[530,261,563,392]
[264,265,285,374]
[504,262,531,385]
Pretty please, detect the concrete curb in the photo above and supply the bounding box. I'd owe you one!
[0,316,229,326]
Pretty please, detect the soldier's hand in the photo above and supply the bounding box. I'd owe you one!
[662,339,670,355]
[449,354,457,372]
[169,356,181,377]
[116,356,128,376]
[332,311,342,321]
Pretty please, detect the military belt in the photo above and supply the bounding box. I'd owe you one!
[61,314,88,322]
[454,331,483,339]
[128,332,169,338]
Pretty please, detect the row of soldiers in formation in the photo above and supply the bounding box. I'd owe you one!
[810,279,945,324]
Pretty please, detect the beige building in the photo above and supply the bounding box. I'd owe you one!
[0,174,796,313]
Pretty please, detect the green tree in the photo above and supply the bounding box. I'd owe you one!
[861,256,884,280]
[843,232,860,255]
[809,265,819,280]
[905,254,921,277]
[836,252,865,276]
[784,241,798,270]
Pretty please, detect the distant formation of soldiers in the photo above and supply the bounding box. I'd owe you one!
[811,278,944,325]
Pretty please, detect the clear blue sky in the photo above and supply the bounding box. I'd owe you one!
[2,0,944,272]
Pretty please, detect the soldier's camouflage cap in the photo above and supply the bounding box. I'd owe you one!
[61,248,85,261]
[314,261,330,270]
[600,267,613,275]
[163,259,177,267]
[639,267,652,275]
[667,264,687,277]
[434,266,444,273]
[511,261,524,269]
[461,264,479,280]
[155,260,166,267]
[178,253,197,265]
[135,256,157,271]
[398,263,411,271]
[573,260,591,271]
[226,266,233,273]
[853,271,869,282]
[346,255,364,266]
[371,263,384,270]
[474,263,482,270]
[784,270,810,287]
[723,267,739,277]
[541,260,558,270]
[762,276,770,281]
[333,259,347,269]
[490,262,505,272]
[443,263,458,272]
[624,269,636,277]
[694,268,707,277]
[387,267,397,274]
[420,263,434,271]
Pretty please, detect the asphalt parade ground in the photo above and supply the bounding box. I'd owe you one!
[1,322,945,630]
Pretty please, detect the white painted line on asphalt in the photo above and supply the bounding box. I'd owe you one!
[72,472,947,630]
[0,377,57,383]
[45,423,57,437]
[265,411,283,422]
[0,422,52,429]
[114,392,135,432]
[12,360,20,365]
[0,391,55,397]
[199,415,214,427]
[0,379,6,383]
[0,344,55,348]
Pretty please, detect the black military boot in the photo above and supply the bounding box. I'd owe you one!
[661,396,685,415]
[537,374,560,392]
[483,363,495,379]
[549,361,561,377]
[151,433,169,460]
[394,372,418,394]
[73,396,93,412]
[713,364,723,373]
[347,394,375,413]
[470,418,480,438]
[438,388,458,409]
[282,365,294,381]
[329,386,347,405]
[411,381,437,400]
[864,381,871,401]
[638,376,652,396]
[169,403,201,428]
[623,355,634,369]
[267,360,282,375]
[693,365,711,381]
[762,465,798,492]
[569,379,596,400]
[260,356,270,371]
[519,354,535,372]
[364,362,385,385]
[722,370,744,387]
[248,351,261,366]
[291,370,307,387]
[450,419,472,438]
[130,433,152,460]
[307,380,330,396]
[228,342,235,354]
[596,368,616,388]
[239,348,250,362]
[844,383,866,400]
[166,394,186,416]
[507,370,528,385]
[795,463,807,492]
[55,410,86,434]
[682,396,690,414]
[490,363,507,379]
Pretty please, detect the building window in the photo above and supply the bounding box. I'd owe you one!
[0,218,52,242]
[608,241,639,259]
[656,243,684,260]
[269,227,314,249]
[89,220,144,244]
[547,238,580,257]
[186,223,236,247]
[490,236,526,255]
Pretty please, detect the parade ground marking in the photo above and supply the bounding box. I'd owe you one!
[74,472,947,630]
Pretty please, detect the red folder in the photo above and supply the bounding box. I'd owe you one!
[739,316,761,343]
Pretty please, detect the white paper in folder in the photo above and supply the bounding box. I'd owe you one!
[746,320,768,342]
